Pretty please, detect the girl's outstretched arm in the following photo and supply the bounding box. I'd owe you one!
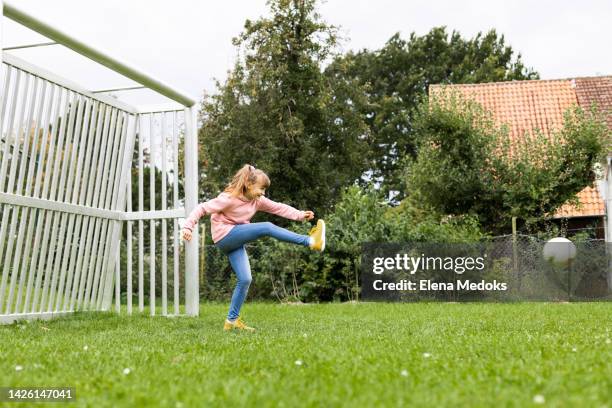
[181,194,233,241]
[257,196,311,221]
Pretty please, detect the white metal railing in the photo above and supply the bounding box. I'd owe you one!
[0,1,200,323]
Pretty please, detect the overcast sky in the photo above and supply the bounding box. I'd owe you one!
[3,0,611,108]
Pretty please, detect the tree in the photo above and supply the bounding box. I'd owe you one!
[199,0,370,218]
[327,27,539,199]
[406,93,608,234]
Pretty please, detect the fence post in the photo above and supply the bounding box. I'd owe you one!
[101,115,138,310]
[184,106,199,316]
[1,0,4,129]
[512,216,520,291]
[607,156,612,290]
[200,221,206,292]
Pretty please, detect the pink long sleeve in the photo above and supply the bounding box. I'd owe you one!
[182,192,306,243]
[256,196,306,221]
[183,194,233,232]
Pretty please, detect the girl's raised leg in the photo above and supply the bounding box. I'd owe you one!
[216,222,310,253]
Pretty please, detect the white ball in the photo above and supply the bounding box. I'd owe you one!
[543,237,576,267]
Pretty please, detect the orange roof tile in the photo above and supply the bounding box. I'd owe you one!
[575,76,612,132]
[429,77,610,218]
[554,186,605,218]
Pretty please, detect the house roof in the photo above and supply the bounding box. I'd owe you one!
[555,186,605,218]
[429,76,612,218]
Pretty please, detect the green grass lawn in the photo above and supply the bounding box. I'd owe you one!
[1,302,611,407]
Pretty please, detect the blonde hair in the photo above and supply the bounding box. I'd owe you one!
[224,164,270,199]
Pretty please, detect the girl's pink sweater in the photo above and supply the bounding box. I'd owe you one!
[183,192,306,243]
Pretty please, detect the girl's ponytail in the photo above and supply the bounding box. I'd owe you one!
[241,165,252,194]
[224,164,269,198]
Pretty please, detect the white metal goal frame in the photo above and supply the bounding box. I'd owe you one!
[0,1,200,324]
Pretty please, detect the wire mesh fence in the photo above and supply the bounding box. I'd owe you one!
[360,236,611,302]
[487,235,610,301]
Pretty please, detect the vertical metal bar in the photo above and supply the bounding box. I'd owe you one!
[0,69,23,310]
[138,114,144,312]
[101,113,137,310]
[32,88,70,311]
[102,115,136,310]
[99,112,130,311]
[0,0,4,310]
[0,66,10,190]
[161,112,168,315]
[4,72,30,192]
[54,96,91,311]
[68,102,100,309]
[5,74,38,313]
[2,72,31,313]
[127,151,133,315]
[172,110,179,315]
[26,83,60,313]
[62,98,97,311]
[0,67,15,312]
[13,77,38,195]
[115,245,120,312]
[0,68,20,187]
[48,95,85,311]
[184,106,199,316]
[74,103,108,310]
[44,91,80,312]
[98,112,129,310]
[97,110,131,311]
[24,75,49,201]
[88,109,120,308]
[38,89,75,311]
[0,66,12,132]
[69,101,101,311]
[607,156,612,290]
[93,110,125,310]
[149,113,156,315]
[15,81,48,313]
[91,111,125,310]
[9,78,44,313]
[81,106,115,309]
[0,66,11,126]
[0,0,4,125]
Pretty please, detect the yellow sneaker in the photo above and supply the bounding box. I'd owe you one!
[223,317,255,332]
[309,219,326,252]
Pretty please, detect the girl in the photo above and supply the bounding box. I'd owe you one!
[181,164,325,332]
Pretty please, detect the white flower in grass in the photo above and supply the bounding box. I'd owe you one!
[15,365,23,371]
[422,352,432,358]
[571,347,577,352]
[400,369,409,377]
[123,368,131,375]
[294,360,303,366]
[533,394,545,404]
[83,345,89,351]
[303,333,308,338]
[606,338,611,345]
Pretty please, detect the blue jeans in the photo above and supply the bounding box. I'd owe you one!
[215,222,311,321]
